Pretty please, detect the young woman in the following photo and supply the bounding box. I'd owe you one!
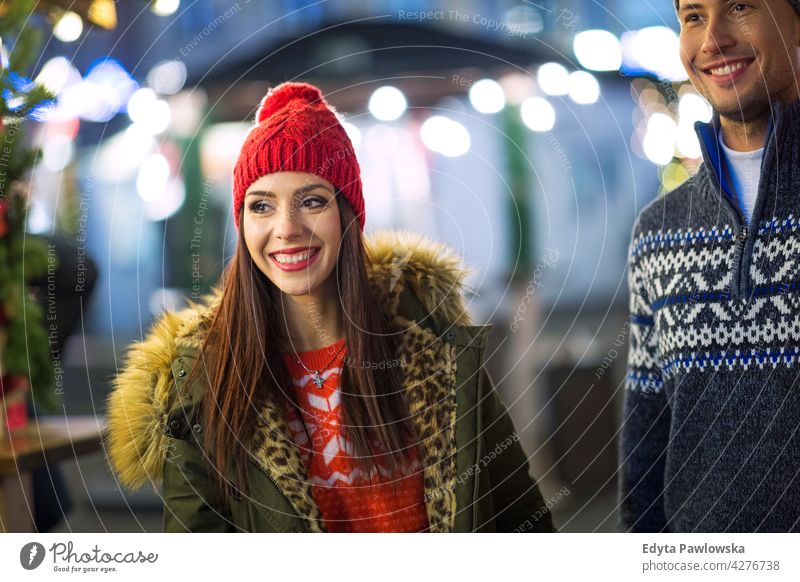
[106,82,554,533]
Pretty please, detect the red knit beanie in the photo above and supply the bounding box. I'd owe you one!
[232,82,365,231]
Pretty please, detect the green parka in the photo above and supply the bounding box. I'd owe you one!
[106,230,554,533]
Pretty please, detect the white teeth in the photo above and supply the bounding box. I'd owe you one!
[272,249,317,264]
[710,62,746,76]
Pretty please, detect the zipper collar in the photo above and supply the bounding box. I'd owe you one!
[692,100,800,299]
[694,100,800,208]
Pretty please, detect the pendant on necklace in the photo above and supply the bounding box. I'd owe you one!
[312,372,325,388]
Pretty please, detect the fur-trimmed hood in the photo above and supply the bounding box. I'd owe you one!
[106,230,483,532]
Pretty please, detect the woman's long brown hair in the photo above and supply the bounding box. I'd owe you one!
[184,194,417,506]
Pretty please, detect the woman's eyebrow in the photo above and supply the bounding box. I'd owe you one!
[245,183,332,198]
[296,182,334,194]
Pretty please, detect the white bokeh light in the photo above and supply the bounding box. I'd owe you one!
[128,88,171,135]
[137,153,171,201]
[35,57,81,96]
[53,12,83,43]
[420,116,471,158]
[676,121,703,159]
[469,79,506,114]
[145,178,186,221]
[152,0,180,17]
[621,27,688,82]
[520,97,556,132]
[61,59,138,122]
[368,86,407,121]
[643,113,678,165]
[573,30,623,72]
[147,60,187,95]
[95,126,158,182]
[537,62,570,96]
[568,71,600,105]
[42,134,75,172]
[679,92,713,124]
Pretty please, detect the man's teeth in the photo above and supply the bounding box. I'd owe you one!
[273,249,317,264]
[709,62,747,76]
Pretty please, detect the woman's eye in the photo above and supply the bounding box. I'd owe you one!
[250,200,273,213]
[731,3,749,14]
[300,196,327,209]
[250,195,329,214]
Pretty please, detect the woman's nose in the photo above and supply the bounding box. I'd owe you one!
[273,203,305,239]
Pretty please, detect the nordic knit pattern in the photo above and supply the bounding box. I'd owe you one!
[620,101,800,532]
[281,338,429,532]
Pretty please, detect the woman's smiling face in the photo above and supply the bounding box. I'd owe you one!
[242,171,342,298]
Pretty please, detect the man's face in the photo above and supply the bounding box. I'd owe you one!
[678,0,800,121]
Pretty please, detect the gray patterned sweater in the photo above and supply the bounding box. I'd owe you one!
[619,100,800,532]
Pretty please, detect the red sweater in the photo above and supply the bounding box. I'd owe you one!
[281,338,429,532]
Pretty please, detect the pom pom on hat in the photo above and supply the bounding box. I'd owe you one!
[256,83,325,124]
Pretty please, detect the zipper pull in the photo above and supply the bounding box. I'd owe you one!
[737,223,750,300]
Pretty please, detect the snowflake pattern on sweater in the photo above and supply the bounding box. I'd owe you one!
[281,338,429,532]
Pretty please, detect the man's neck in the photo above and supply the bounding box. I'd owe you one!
[718,115,769,152]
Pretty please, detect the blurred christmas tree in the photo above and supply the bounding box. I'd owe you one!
[0,0,152,418]
[0,0,60,414]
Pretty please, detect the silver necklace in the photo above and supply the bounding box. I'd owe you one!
[289,341,346,388]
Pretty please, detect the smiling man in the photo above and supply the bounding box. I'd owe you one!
[619,0,800,532]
